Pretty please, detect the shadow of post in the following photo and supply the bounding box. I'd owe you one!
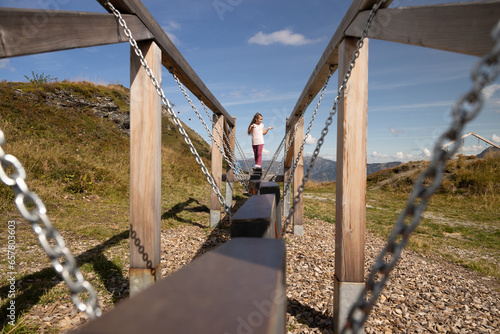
[0,230,129,329]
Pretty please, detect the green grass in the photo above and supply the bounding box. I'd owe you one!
[0,80,223,332]
[303,156,500,279]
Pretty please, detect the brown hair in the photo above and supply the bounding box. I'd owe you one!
[248,113,263,134]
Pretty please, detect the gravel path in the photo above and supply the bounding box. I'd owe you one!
[156,217,499,333]
[9,216,498,333]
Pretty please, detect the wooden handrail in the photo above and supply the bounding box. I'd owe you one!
[0,8,153,58]
[346,1,500,57]
[286,0,394,128]
[99,0,235,126]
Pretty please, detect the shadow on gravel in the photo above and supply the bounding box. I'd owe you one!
[0,230,130,329]
[288,298,333,334]
[192,196,248,260]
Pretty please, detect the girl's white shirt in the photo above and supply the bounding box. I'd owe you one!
[250,123,265,145]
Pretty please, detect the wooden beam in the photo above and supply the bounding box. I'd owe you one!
[292,119,304,236]
[100,0,234,126]
[334,37,369,333]
[0,8,153,58]
[286,0,393,128]
[129,40,162,295]
[78,238,286,334]
[345,1,500,57]
[210,114,224,227]
[231,194,277,239]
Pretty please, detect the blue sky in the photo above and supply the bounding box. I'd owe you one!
[1,0,499,164]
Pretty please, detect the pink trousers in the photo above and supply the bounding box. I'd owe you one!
[252,144,263,166]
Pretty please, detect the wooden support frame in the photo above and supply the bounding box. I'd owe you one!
[345,1,500,57]
[286,0,393,128]
[334,37,369,333]
[292,120,304,235]
[101,0,234,126]
[0,8,153,59]
[129,40,162,295]
[210,114,224,227]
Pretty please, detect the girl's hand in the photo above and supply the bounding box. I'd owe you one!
[268,126,274,130]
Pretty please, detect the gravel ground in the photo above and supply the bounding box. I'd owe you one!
[158,217,499,333]
[7,216,498,333]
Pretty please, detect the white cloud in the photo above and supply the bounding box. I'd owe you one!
[305,135,317,145]
[390,127,404,135]
[162,20,181,44]
[422,148,431,159]
[248,29,317,46]
[461,144,484,154]
[493,134,500,143]
[371,151,390,159]
[482,83,500,100]
[0,59,14,72]
[395,152,404,159]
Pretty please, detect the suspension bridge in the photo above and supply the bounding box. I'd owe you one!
[0,0,499,333]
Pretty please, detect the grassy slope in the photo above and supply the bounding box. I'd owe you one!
[0,81,220,332]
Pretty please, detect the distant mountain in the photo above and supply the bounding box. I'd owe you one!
[477,146,500,158]
[240,157,402,182]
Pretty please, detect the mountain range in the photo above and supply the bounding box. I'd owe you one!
[242,145,499,182]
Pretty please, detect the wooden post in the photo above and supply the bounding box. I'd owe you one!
[210,114,224,227]
[334,37,369,334]
[283,119,291,218]
[292,119,304,236]
[224,119,235,209]
[129,40,162,295]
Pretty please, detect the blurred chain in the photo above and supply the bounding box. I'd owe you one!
[279,0,386,238]
[343,19,500,334]
[0,130,101,319]
[106,1,229,213]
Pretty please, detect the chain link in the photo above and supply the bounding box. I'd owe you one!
[200,101,251,191]
[106,1,230,214]
[278,0,381,237]
[171,73,250,194]
[0,130,102,319]
[343,19,500,333]
[279,67,334,196]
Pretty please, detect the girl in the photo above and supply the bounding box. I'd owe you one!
[248,113,273,168]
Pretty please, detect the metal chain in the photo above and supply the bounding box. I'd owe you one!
[279,0,386,238]
[106,1,230,213]
[268,115,304,184]
[171,73,249,193]
[263,95,312,181]
[226,122,254,177]
[279,67,334,193]
[0,130,102,319]
[200,102,251,192]
[265,66,333,182]
[199,101,245,177]
[343,19,500,334]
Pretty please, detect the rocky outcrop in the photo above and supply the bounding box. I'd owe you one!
[14,87,131,135]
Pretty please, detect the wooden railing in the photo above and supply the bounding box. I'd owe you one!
[1,1,499,333]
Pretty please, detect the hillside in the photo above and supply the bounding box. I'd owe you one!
[0,81,211,212]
